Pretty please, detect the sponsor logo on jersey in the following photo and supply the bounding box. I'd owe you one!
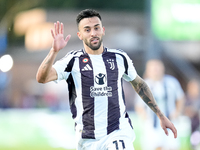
[95,73,106,85]
[82,64,92,71]
[90,73,112,97]
[90,86,112,97]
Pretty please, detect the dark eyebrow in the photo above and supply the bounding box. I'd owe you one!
[84,24,100,29]
[94,24,100,27]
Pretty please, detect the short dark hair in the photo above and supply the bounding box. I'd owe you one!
[76,9,102,26]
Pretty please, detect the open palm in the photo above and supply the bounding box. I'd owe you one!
[51,21,71,52]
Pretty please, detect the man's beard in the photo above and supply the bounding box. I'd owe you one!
[84,37,103,50]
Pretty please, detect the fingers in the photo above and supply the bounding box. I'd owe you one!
[61,22,64,34]
[160,116,178,139]
[56,21,60,35]
[54,22,57,35]
[168,122,177,138]
[163,127,169,136]
[65,35,71,43]
[51,29,55,39]
[53,21,63,35]
[172,125,177,138]
[54,21,59,35]
[163,123,177,139]
[51,21,65,39]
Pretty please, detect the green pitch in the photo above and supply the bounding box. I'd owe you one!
[0,147,72,150]
[0,109,191,150]
[0,109,76,150]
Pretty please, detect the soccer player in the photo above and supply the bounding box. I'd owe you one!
[36,9,177,150]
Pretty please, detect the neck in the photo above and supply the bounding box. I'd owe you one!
[84,44,104,55]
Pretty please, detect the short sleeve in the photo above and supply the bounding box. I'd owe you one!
[122,53,137,82]
[52,54,73,83]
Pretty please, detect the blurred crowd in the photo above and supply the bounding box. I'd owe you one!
[0,73,70,111]
[134,59,200,150]
[0,58,200,150]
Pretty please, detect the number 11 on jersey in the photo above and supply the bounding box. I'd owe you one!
[112,140,125,150]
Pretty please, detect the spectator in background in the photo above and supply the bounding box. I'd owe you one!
[135,59,185,150]
[184,79,200,133]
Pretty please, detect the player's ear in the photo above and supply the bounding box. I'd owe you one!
[103,26,105,35]
[77,31,82,40]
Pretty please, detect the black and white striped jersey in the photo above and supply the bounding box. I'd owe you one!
[53,47,137,139]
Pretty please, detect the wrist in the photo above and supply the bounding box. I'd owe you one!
[50,48,59,54]
[157,111,165,120]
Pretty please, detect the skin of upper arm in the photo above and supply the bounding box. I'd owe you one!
[44,67,58,83]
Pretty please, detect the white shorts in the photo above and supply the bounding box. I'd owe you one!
[76,125,135,150]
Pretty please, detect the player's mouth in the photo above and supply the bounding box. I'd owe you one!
[90,37,99,44]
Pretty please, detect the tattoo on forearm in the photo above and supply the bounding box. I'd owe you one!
[132,79,163,117]
[138,86,157,113]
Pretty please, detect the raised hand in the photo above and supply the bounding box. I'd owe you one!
[51,21,71,52]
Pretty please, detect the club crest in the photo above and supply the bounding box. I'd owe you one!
[107,59,115,70]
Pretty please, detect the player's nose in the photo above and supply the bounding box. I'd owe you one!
[91,29,97,37]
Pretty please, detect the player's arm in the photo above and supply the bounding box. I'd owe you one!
[130,75,177,138]
[130,75,163,118]
[36,21,71,83]
[36,49,58,83]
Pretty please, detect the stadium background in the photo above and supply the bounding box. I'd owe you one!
[0,0,200,150]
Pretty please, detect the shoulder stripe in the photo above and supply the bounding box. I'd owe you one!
[64,57,75,72]
[116,53,128,75]
[69,49,84,56]
[66,74,77,119]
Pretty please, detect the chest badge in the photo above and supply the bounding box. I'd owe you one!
[107,59,115,70]
[83,58,89,63]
